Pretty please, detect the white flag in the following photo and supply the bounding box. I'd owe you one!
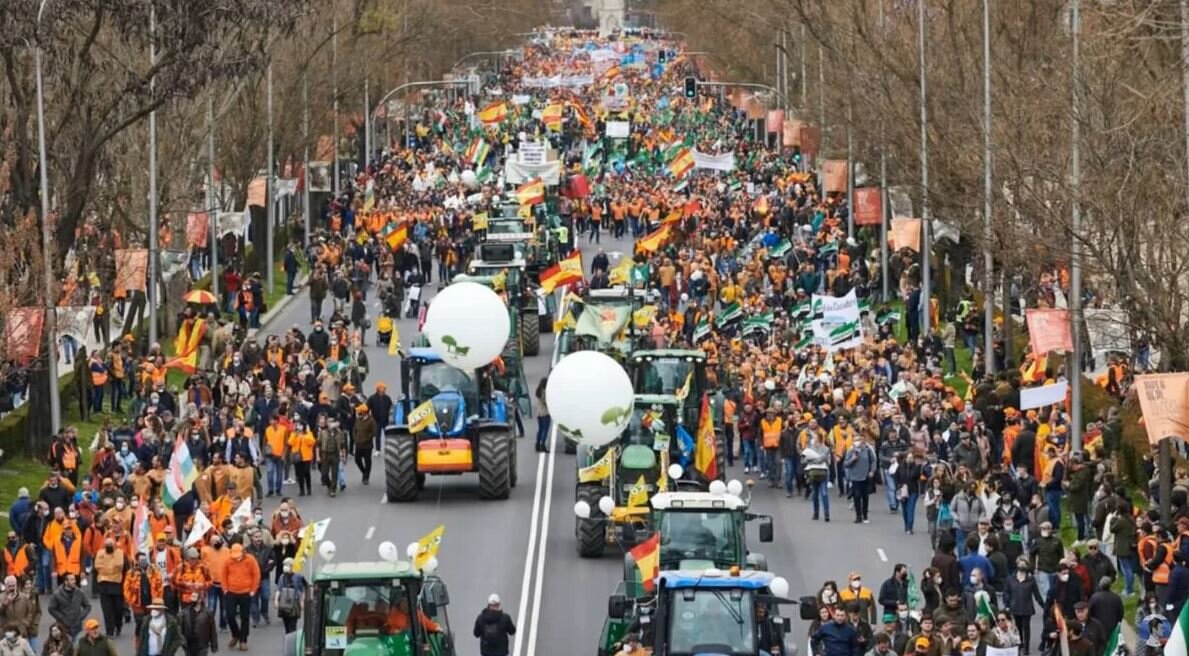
[230,499,253,532]
[184,510,213,548]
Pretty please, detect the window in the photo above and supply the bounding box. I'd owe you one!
[668,589,755,655]
[656,511,742,566]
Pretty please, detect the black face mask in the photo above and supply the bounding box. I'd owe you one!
[104,546,114,554]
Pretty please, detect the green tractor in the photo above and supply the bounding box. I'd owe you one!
[571,395,723,558]
[555,286,647,363]
[283,561,456,656]
[598,569,810,656]
[463,242,543,357]
[628,349,726,476]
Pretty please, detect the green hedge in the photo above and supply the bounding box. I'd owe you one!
[0,372,78,462]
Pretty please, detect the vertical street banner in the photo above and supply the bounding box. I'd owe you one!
[1084,308,1132,358]
[823,160,848,193]
[1025,309,1073,355]
[114,249,150,293]
[782,119,805,148]
[186,212,209,248]
[800,126,821,157]
[246,177,267,208]
[1134,373,1189,445]
[853,187,883,225]
[4,308,45,365]
[889,218,922,252]
[766,109,784,135]
[888,186,915,220]
[811,290,863,352]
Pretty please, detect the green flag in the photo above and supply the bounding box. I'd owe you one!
[693,317,712,343]
[715,302,743,328]
[1101,624,1121,656]
[768,239,792,259]
[907,572,922,609]
[575,305,632,345]
[742,311,774,335]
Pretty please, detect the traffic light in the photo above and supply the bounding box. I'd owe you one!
[684,77,697,98]
[658,49,666,64]
[792,146,802,165]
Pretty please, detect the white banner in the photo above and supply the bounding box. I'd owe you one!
[275,178,298,198]
[504,160,562,186]
[1085,307,1131,357]
[601,94,629,111]
[520,74,593,89]
[985,647,1018,656]
[55,307,96,344]
[693,150,737,172]
[216,209,250,238]
[888,186,914,220]
[159,250,191,281]
[811,290,863,352]
[511,94,532,105]
[518,142,547,166]
[605,121,631,139]
[1020,381,1068,410]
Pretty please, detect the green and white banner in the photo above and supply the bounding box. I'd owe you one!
[811,290,863,352]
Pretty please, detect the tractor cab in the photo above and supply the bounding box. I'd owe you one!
[629,350,709,428]
[285,561,455,656]
[395,348,504,436]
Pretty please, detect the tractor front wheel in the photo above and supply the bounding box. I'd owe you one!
[576,483,606,558]
[384,431,418,502]
[520,309,541,356]
[477,432,512,500]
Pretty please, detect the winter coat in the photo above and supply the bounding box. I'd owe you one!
[136,614,182,656]
[47,586,90,636]
[951,492,985,532]
[0,592,39,638]
[1109,514,1137,557]
[179,605,218,654]
[0,638,35,656]
[473,608,516,656]
[1066,464,1094,514]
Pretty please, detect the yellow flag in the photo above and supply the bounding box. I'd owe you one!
[609,258,632,286]
[578,450,614,483]
[387,323,401,356]
[657,450,669,492]
[675,371,693,402]
[291,522,316,571]
[413,524,445,570]
[633,305,657,328]
[517,204,532,219]
[408,400,438,433]
[472,212,489,231]
[627,475,649,508]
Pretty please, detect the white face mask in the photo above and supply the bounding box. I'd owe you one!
[898,611,909,619]
[283,565,293,573]
[970,575,979,585]
[1058,573,1070,582]
[851,580,862,589]
[1041,531,1051,538]
[151,610,162,618]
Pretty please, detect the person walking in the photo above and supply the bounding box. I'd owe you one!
[353,405,377,485]
[40,622,72,656]
[221,543,260,651]
[46,575,89,642]
[178,592,218,656]
[308,266,328,324]
[287,421,316,497]
[273,558,306,634]
[473,594,516,656]
[845,435,877,524]
[93,538,127,637]
[0,577,39,651]
[245,532,274,628]
[0,625,34,656]
[316,415,345,498]
[74,621,116,656]
[534,378,550,453]
[136,599,181,656]
[803,434,831,522]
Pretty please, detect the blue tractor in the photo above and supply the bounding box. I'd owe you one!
[383,347,517,501]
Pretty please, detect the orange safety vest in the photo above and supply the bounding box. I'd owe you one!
[53,538,82,576]
[3,547,29,579]
[1153,543,1173,584]
[90,363,109,387]
[760,418,783,449]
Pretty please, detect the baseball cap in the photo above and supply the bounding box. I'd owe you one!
[84,619,100,631]
[17,488,28,499]
[914,638,930,649]
[488,593,501,605]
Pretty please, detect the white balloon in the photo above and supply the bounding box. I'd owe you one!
[424,282,510,370]
[709,480,727,496]
[727,480,744,497]
[667,464,684,480]
[547,352,634,447]
[378,541,399,563]
[574,500,592,519]
[422,557,439,574]
[460,169,478,189]
[319,541,337,561]
[407,542,420,559]
[769,576,790,598]
[598,495,615,515]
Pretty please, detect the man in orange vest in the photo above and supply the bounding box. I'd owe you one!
[88,350,109,414]
[1146,528,1175,604]
[52,524,82,582]
[760,407,783,486]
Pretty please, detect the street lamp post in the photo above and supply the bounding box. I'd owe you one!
[918,0,933,335]
[1070,0,1084,452]
[982,0,995,375]
[266,62,275,294]
[148,2,159,347]
[33,0,61,433]
[206,95,218,301]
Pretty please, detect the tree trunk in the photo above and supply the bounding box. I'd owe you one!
[24,348,53,461]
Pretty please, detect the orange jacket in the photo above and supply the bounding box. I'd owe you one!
[52,537,82,576]
[148,512,175,540]
[173,561,212,596]
[221,554,261,595]
[150,545,182,582]
[201,546,231,586]
[123,567,165,614]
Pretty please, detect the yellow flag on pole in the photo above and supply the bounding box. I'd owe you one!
[408,400,438,433]
[627,475,649,508]
[413,524,445,570]
[578,450,614,483]
[387,323,401,356]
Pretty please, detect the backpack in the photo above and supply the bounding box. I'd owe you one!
[277,575,301,618]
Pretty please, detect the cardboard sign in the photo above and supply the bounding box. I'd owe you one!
[1025,309,1073,356]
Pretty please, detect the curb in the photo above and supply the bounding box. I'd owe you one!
[249,273,310,337]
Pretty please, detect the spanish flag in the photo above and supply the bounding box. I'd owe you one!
[408,399,438,433]
[694,393,718,480]
[542,102,564,131]
[568,100,593,130]
[478,102,508,125]
[539,251,584,294]
[668,147,695,179]
[383,223,408,252]
[661,209,683,225]
[166,318,207,374]
[629,533,661,592]
[636,225,671,254]
[516,178,546,206]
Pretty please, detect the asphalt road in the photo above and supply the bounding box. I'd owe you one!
[51,230,942,656]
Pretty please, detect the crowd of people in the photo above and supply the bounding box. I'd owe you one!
[0,23,1166,656]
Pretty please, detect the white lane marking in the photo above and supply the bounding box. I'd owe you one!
[877,548,888,562]
[365,526,376,540]
[524,423,558,656]
[513,451,547,656]
[380,493,387,504]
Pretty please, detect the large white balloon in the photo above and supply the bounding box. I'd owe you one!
[424,282,510,370]
[319,541,337,561]
[378,541,399,563]
[547,351,634,447]
[460,169,478,189]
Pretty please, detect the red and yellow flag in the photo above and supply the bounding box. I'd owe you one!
[516,178,546,206]
[694,393,718,480]
[567,100,593,130]
[629,533,661,593]
[384,224,409,252]
[539,251,583,294]
[542,103,564,131]
[668,147,695,179]
[636,225,671,254]
[478,102,508,125]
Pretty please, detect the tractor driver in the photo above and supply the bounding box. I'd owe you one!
[616,608,656,651]
[384,597,443,635]
[755,601,784,655]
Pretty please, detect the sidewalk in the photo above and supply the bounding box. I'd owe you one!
[248,273,309,337]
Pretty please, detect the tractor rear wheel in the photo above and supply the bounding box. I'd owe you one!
[519,309,540,356]
[384,431,418,502]
[715,429,727,481]
[477,432,512,500]
[576,483,606,558]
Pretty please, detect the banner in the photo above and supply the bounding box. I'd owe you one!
[160,250,191,281]
[800,126,821,157]
[1135,373,1189,445]
[782,119,805,148]
[692,150,737,172]
[1020,381,1069,411]
[216,209,250,238]
[520,74,593,88]
[1085,308,1131,357]
[933,219,960,244]
[889,218,922,252]
[114,249,149,293]
[186,212,209,248]
[853,187,883,226]
[605,121,631,139]
[1025,309,1073,356]
[5,308,44,366]
[766,109,784,135]
[505,160,562,186]
[55,307,96,344]
[308,162,332,192]
[246,177,267,208]
[811,290,863,352]
[823,160,848,193]
[575,305,631,346]
[888,186,914,220]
